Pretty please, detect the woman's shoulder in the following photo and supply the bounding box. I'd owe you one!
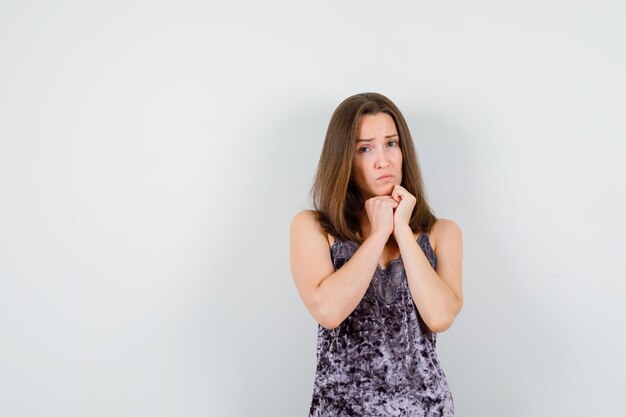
[430,217,462,253]
[291,209,335,247]
[290,209,318,232]
[291,209,316,224]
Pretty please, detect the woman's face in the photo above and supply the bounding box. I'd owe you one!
[351,112,403,200]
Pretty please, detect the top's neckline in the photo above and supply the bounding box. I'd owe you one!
[377,255,402,272]
[330,232,429,271]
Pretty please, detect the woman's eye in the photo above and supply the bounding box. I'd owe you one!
[358,141,397,153]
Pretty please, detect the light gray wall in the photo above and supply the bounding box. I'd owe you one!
[1,1,624,416]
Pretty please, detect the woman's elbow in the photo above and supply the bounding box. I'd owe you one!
[426,314,455,333]
[316,309,343,330]
[310,297,342,330]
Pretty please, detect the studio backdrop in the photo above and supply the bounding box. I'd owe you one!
[0,1,624,416]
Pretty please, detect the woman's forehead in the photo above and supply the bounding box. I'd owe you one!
[357,113,397,138]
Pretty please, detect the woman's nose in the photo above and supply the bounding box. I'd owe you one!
[375,154,390,168]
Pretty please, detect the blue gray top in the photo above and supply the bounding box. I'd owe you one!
[309,233,454,416]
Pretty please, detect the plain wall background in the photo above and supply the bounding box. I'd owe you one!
[1,1,625,416]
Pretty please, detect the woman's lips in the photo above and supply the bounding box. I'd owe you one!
[377,175,393,181]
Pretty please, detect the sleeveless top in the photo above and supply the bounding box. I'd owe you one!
[309,233,455,417]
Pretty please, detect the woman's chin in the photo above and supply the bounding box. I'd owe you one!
[373,187,394,196]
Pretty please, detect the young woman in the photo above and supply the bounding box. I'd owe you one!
[290,92,464,416]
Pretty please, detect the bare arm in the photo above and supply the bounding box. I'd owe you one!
[394,219,464,333]
[290,210,388,329]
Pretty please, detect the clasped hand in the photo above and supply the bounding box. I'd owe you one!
[364,185,416,238]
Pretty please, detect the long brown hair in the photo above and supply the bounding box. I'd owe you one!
[310,92,436,244]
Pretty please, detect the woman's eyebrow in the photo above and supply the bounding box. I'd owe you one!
[356,134,399,143]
